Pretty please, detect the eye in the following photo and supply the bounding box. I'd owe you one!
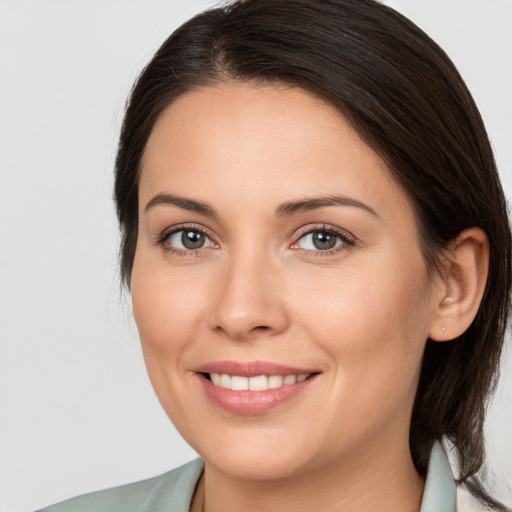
[165,228,216,251]
[292,227,354,252]
[298,230,341,250]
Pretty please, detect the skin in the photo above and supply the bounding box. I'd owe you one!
[131,83,488,512]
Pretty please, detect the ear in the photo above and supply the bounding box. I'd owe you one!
[429,227,489,342]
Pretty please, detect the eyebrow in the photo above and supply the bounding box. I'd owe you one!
[145,193,217,217]
[275,195,379,217]
[144,193,378,218]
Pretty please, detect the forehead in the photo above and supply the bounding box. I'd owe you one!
[140,82,410,222]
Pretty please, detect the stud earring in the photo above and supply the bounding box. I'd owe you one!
[441,326,446,332]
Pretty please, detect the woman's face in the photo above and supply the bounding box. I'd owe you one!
[132,83,440,480]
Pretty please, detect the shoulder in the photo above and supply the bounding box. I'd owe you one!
[35,458,204,512]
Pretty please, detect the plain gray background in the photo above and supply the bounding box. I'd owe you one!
[0,1,511,511]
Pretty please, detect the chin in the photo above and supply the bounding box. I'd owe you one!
[185,424,324,481]
[205,448,314,481]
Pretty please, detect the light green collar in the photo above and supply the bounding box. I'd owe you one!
[36,441,457,512]
[420,441,457,512]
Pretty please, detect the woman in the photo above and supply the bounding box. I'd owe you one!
[37,0,511,510]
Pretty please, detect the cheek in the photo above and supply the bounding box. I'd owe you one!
[130,253,207,369]
[292,252,432,396]
[130,255,210,431]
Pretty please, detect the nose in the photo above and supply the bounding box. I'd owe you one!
[209,250,289,341]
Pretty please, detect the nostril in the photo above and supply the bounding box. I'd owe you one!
[252,325,270,331]
[211,296,289,339]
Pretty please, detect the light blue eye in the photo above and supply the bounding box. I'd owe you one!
[168,229,214,250]
[298,230,343,251]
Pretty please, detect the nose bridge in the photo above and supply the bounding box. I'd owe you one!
[210,240,288,340]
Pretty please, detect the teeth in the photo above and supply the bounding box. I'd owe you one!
[209,373,310,391]
[268,375,283,389]
[220,373,231,389]
[249,375,268,391]
[283,375,297,385]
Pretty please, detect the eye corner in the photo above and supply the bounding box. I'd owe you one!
[155,223,219,256]
[290,224,356,255]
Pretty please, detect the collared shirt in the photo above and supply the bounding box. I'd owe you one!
[421,441,457,512]
[37,442,457,512]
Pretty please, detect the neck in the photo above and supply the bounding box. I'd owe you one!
[193,436,425,512]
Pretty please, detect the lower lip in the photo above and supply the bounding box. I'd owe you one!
[197,374,318,415]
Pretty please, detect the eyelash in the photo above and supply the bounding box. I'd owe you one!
[155,223,356,257]
[155,223,217,257]
[291,224,356,257]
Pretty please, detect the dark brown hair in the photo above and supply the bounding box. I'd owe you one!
[114,0,511,508]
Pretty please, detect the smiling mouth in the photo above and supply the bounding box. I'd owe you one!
[197,366,320,414]
[203,372,313,391]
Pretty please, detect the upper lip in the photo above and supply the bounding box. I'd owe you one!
[193,361,319,377]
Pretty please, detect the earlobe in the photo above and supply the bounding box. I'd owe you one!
[429,227,489,342]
